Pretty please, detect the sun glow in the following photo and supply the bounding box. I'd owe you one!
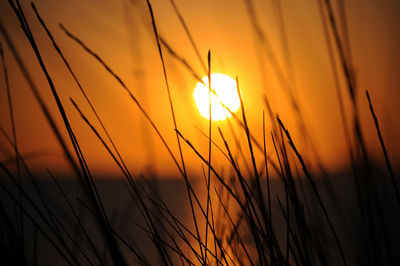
[193,73,241,121]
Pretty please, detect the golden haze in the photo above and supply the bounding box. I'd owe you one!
[0,0,399,178]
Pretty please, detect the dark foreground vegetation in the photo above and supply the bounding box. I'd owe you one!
[1,0,399,265]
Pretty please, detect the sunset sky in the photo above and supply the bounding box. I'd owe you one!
[0,0,399,178]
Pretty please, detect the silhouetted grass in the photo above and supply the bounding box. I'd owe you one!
[0,0,399,265]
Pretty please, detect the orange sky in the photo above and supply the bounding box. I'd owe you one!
[0,0,399,178]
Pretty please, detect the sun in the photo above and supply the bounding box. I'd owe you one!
[193,73,241,121]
